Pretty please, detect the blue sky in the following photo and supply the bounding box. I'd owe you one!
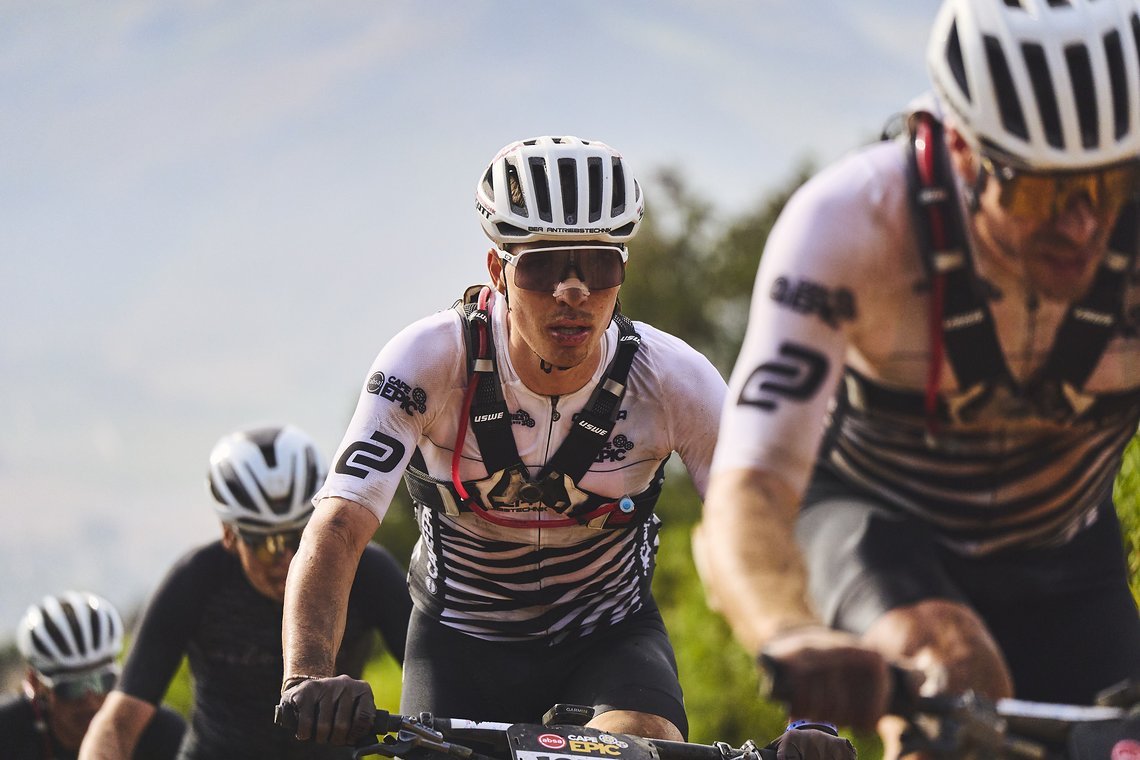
[0,1,937,637]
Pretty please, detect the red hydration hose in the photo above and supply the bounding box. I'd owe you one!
[449,287,620,529]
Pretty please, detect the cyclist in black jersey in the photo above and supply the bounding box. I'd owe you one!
[0,591,184,760]
[695,0,1140,757]
[79,425,412,760]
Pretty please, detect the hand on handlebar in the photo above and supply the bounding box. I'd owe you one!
[760,626,894,733]
[767,727,856,760]
[279,674,376,745]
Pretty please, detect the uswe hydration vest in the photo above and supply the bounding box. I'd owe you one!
[401,285,666,530]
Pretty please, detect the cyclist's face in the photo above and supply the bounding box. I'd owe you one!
[222,524,296,603]
[489,242,620,385]
[950,131,1126,302]
[30,670,107,751]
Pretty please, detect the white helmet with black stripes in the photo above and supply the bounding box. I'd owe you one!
[207,425,325,532]
[928,0,1140,170]
[476,135,645,245]
[17,591,123,676]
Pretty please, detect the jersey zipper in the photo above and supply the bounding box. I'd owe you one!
[544,395,560,463]
[537,395,559,610]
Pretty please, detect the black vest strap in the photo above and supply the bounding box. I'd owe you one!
[451,286,643,512]
[537,313,640,483]
[908,113,1013,390]
[907,111,1137,402]
[456,294,519,477]
[1038,230,1136,390]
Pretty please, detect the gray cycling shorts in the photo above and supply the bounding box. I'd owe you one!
[797,466,1140,704]
[400,602,688,739]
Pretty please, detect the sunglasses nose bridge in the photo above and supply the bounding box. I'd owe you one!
[553,276,591,302]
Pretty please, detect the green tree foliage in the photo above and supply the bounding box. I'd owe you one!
[1114,437,1140,606]
[623,165,815,373]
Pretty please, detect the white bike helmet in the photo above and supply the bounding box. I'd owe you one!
[17,591,123,676]
[928,0,1140,170]
[207,425,325,532]
[476,135,644,245]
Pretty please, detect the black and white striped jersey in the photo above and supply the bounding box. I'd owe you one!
[317,294,725,642]
[714,136,1140,556]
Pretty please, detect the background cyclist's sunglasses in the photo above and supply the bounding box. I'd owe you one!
[41,666,118,701]
[981,155,1140,222]
[499,245,627,291]
[237,527,304,563]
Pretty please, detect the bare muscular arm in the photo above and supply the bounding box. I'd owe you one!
[694,467,891,731]
[78,691,156,760]
[693,466,816,652]
[282,497,380,681]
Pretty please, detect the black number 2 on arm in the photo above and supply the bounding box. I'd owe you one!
[737,342,829,411]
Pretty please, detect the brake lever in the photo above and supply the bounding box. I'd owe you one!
[354,737,414,759]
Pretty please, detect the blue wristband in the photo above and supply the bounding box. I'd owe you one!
[786,720,839,736]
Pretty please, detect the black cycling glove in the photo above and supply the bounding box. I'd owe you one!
[766,724,856,760]
[279,674,376,745]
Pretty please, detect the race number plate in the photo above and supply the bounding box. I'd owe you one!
[508,724,657,760]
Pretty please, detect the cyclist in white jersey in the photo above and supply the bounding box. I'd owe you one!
[277,136,854,760]
[695,0,1140,756]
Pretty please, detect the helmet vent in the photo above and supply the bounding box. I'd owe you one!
[1133,14,1140,66]
[1065,43,1099,148]
[587,157,603,222]
[528,157,553,222]
[1002,0,1024,8]
[946,22,971,102]
[28,630,53,661]
[984,34,1029,140]
[495,221,528,237]
[88,604,104,649]
[216,461,256,512]
[1045,0,1071,7]
[1022,43,1064,148]
[611,158,627,215]
[481,168,494,198]
[611,221,636,238]
[507,162,528,218]
[558,158,578,224]
[41,610,73,658]
[258,465,297,516]
[1104,29,1130,140]
[246,428,280,467]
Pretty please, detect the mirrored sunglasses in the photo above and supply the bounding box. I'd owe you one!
[237,527,304,563]
[981,155,1140,223]
[41,667,118,701]
[499,245,627,292]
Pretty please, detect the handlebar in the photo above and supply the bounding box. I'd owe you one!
[275,702,779,760]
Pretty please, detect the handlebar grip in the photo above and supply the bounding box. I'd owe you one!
[760,651,922,719]
[274,699,401,736]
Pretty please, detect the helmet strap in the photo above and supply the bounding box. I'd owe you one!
[964,168,987,214]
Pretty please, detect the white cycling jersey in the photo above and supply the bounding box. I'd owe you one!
[714,128,1140,556]
[317,291,725,642]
